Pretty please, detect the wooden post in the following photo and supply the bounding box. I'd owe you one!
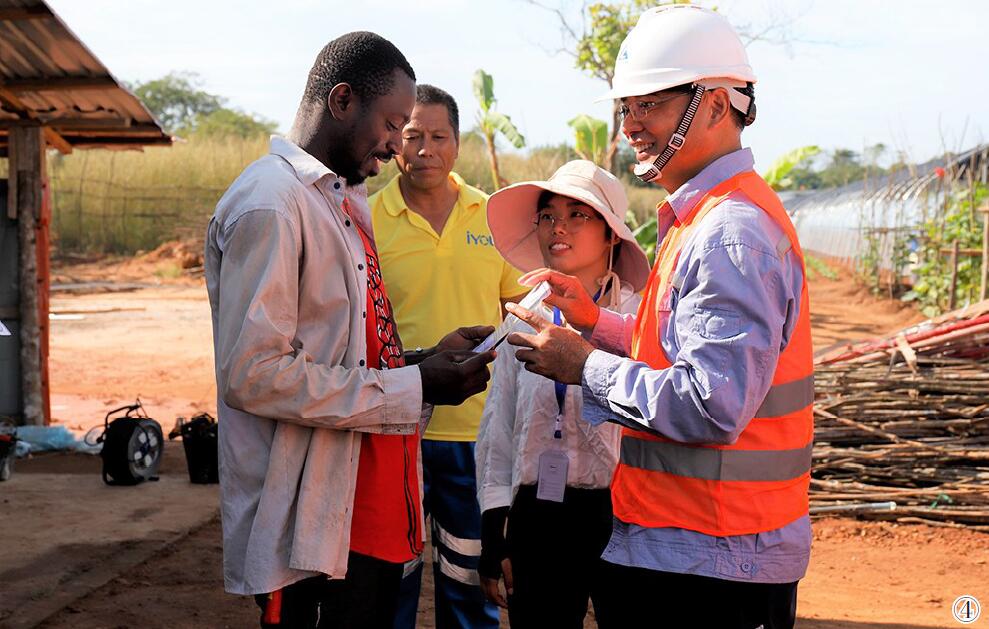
[11,125,48,425]
[948,240,960,312]
[980,205,988,302]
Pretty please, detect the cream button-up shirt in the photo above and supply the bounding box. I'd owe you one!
[205,136,424,595]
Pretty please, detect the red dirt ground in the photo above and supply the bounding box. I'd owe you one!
[12,251,987,628]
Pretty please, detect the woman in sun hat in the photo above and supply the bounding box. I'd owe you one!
[475,160,650,627]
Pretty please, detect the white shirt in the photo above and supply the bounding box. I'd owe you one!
[475,284,642,512]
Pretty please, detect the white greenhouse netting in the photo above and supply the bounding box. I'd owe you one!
[789,145,989,272]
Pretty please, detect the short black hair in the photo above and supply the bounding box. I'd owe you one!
[302,32,415,107]
[416,84,460,139]
[536,189,616,241]
[536,189,557,211]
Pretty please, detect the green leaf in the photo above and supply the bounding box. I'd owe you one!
[472,69,495,114]
[763,146,820,191]
[567,114,610,165]
[483,111,525,149]
[632,216,658,263]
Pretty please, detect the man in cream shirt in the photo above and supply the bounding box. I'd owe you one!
[206,33,495,628]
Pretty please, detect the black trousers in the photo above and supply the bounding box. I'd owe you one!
[505,484,614,629]
[594,559,799,629]
[254,552,403,629]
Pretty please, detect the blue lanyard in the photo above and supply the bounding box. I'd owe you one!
[551,287,602,439]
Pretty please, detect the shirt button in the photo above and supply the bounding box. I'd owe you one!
[333,181,341,190]
[359,359,365,366]
[741,562,752,573]
[345,219,351,227]
[358,263,364,271]
[362,311,367,319]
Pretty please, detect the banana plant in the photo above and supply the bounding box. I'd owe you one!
[763,145,821,191]
[568,114,610,166]
[473,69,525,190]
[632,216,659,264]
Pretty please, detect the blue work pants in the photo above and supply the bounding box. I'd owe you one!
[393,440,499,629]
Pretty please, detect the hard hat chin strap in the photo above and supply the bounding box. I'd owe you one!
[633,83,706,184]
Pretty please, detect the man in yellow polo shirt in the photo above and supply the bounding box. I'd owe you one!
[370,84,524,629]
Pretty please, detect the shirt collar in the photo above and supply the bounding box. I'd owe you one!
[269,135,344,188]
[662,148,755,223]
[379,171,483,217]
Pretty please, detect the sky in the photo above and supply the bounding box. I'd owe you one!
[47,0,989,170]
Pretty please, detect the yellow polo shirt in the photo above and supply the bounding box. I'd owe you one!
[370,172,526,441]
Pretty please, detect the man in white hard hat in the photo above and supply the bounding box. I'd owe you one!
[502,6,813,628]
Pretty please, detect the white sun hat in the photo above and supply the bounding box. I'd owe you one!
[487,160,650,294]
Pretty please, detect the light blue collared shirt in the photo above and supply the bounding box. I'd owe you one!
[580,148,811,584]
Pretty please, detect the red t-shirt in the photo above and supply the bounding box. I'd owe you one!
[349,219,422,564]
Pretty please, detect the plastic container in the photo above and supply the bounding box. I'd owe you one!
[170,413,219,484]
[0,429,15,481]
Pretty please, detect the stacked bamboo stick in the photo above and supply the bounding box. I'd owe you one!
[811,300,989,529]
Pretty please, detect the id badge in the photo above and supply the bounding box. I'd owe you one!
[536,449,569,503]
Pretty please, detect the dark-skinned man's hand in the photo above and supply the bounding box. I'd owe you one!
[436,325,496,352]
[518,268,601,333]
[505,302,594,384]
[405,325,495,365]
[419,349,496,406]
[480,557,514,608]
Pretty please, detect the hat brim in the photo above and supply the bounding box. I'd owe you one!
[488,180,651,293]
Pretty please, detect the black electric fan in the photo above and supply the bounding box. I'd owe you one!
[94,400,163,485]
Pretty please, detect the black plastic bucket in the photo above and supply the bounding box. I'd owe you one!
[173,413,219,484]
[0,431,15,482]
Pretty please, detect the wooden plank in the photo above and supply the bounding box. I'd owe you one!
[894,333,918,374]
[948,240,960,311]
[939,247,984,256]
[43,117,133,128]
[0,86,31,119]
[0,76,116,92]
[43,127,71,155]
[0,7,50,20]
[56,127,166,138]
[12,125,47,425]
[6,128,16,219]
[981,205,988,301]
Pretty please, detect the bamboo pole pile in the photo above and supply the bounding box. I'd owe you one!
[811,300,989,528]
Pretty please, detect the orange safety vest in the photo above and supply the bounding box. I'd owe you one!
[612,170,814,537]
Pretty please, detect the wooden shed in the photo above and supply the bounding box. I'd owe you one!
[1,0,170,425]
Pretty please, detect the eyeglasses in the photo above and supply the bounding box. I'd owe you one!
[533,210,598,232]
[618,90,692,122]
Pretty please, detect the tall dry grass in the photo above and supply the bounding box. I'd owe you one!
[48,135,268,254]
[44,134,662,255]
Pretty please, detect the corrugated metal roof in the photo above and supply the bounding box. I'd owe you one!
[0,0,170,154]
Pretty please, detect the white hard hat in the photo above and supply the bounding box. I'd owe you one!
[598,5,756,106]
[601,5,758,183]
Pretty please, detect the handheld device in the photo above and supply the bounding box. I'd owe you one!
[473,281,553,353]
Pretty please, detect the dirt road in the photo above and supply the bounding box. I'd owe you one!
[6,257,986,628]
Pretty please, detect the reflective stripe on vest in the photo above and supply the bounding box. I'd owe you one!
[612,170,814,537]
[620,439,813,482]
[755,373,814,418]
